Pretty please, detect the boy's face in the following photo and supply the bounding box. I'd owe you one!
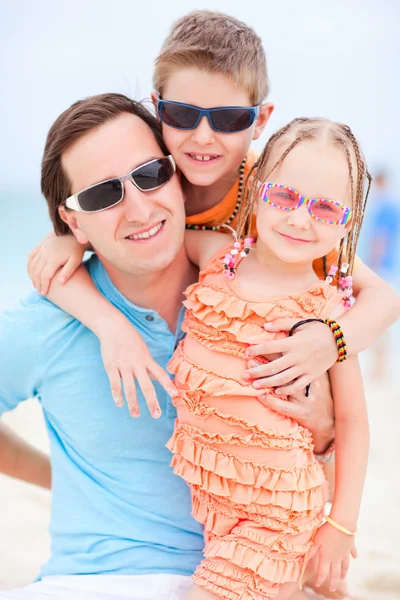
[155,67,273,188]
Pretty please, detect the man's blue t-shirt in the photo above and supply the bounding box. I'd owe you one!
[0,255,204,578]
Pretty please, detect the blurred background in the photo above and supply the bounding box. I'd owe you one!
[0,1,399,598]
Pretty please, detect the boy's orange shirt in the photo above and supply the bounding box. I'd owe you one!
[185,150,340,279]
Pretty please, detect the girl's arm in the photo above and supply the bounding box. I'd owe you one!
[27,234,178,417]
[313,356,369,592]
[244,263,400,395]
[184,229,231,270]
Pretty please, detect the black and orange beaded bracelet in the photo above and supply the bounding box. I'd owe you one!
[324,318,347,363]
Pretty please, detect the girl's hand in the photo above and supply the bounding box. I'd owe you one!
[312,522,357,593]
[28,232,87,295]
[243,318,338,395]
[99,322,179,418]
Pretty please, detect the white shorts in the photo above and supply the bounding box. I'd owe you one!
[0,574,193,600]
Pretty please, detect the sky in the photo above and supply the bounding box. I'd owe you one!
[1,0,399,194]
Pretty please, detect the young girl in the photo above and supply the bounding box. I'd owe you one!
[28,117,370,599]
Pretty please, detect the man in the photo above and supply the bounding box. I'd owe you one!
[0,94,334,600]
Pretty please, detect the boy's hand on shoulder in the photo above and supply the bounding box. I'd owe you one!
[99,321,179,419]
[28,232,87,295]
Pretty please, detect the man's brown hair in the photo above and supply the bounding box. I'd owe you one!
[41,93,167,235]
[153,11,269,105]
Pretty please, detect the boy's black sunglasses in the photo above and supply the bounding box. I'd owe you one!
[157,99,260,134]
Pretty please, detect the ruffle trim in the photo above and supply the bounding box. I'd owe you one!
[203,536,304,583]
[182,314,248,358]
[194,559,279,599]
[185,280,333,325]
[174,390,314,446]
[168,343,261,397]
[168,425,325,491]
[171,421,312,452]
[191,491,324,536]
[171,454,327,510]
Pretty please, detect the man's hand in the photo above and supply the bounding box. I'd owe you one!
[243,318,338,395]
[257,370,335,453]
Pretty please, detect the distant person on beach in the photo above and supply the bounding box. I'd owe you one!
[362,170,400,379]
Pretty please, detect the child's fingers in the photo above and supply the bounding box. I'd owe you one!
[350,543,358,559]
[341,555,350,579]
[120,367,140,417]
[27,251,43,290]
[107,368,124,408]
[40,262,62,295]
[242,355,291,381]
[58,256,82,284]
[329,562,341,592]
[32,255,51,293]
[252,366,300,391]
[315,555,330,589]
[275,374,311,396]
[148,362,179,399]
[135,368,161,418]
[27,245,41,272]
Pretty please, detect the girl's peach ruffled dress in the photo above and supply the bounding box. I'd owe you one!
[167,246,343,600]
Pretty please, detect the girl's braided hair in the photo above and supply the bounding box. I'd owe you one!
[237,117,372,275]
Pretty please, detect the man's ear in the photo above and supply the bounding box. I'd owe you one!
[58,206,89,245]
[253,103,274,141]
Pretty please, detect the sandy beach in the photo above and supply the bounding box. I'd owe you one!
[0,366,399,599]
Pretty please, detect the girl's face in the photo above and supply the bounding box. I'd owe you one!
[155,67,272,188]
[255,140,353,265]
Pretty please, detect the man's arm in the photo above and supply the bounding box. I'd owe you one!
[0,294,46,486]
[0,421,50,489]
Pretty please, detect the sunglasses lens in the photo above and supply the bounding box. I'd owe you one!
[133,158,175,191]
[311,199,345,222]
[78,179,122,211]
[160,103,199,129]
[265,186,299,209]
[211,109,253,132]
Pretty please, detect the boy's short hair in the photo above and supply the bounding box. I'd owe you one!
[153,11,269,105]
[41,93,166,235]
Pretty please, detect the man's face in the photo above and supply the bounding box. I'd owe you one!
[60,113,186,278]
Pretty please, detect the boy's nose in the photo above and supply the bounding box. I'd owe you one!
[190,116,215,145]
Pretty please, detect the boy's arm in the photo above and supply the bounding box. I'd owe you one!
[244,263,400,394]
[45,266,178,417]
[339,262,400,355]
[0,422,50,489]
